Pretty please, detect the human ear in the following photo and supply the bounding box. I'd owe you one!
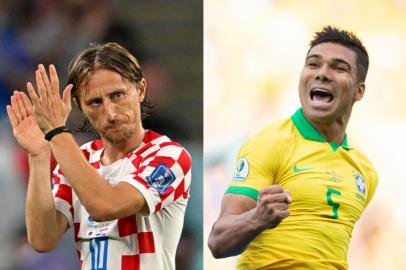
[354,82,365,102]
[137,78,147,102]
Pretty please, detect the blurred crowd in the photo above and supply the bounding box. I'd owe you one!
[204,0,406,269]
[0,1,202,269]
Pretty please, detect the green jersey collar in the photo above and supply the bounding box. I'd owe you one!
[291,108,352,151]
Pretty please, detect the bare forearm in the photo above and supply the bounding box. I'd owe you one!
[26,151,60,251]
[208,208,265,258]
[49,133,116,220]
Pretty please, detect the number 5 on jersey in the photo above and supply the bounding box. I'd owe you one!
[326,188,341,219]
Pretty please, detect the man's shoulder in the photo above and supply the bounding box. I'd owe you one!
[349,146,375,167]
[348,146,378,183]
[144,130,173,146]
[142,130,187,150]
[241,117,295,151]
[132,130,191,161]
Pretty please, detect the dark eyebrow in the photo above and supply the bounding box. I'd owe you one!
[84,96,102,105]
[305,54,352,71]
[305,54,322,61]
[331,58,352,71]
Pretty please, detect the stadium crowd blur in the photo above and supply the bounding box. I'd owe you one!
[205,1,406,270]
[0,1,202,269]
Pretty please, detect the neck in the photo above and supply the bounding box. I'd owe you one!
[101,128,145,165]
[303,111,351,145]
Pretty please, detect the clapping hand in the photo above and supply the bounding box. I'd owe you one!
[7,91,49,156]
[26,64,73,133]
[7,64,73,156]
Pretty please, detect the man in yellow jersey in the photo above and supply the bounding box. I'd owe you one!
[208,26,378,270]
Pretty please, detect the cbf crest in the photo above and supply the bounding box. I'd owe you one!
[353,172,366,195]
[232,157,249,182]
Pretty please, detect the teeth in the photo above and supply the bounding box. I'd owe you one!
[313,88,329,93]
[310,88,333,102]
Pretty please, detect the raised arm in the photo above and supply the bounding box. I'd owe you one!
[7,91,68,252]
[208,185,291,258]
[26,64,148,222]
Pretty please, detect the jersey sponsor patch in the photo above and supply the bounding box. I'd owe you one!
[232,157,249,182]
[86,215,116,238]
[146,163,176,194]
[354,172,366,195]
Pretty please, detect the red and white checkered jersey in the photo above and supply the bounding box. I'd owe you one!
[52,130,192,270]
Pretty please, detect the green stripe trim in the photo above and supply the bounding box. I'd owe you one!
[341,135,351,150]
[329,142,340,152]
[291,108,352,151]
[291,108,326,143]
[225,186,259,200]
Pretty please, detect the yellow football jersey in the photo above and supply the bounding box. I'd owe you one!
[227,109,378,270]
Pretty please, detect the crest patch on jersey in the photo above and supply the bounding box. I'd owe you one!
[232,157,249,182]
[146,163,176,194]
[354,172,366,195]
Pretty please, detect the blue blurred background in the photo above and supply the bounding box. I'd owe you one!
[0,1,202,269]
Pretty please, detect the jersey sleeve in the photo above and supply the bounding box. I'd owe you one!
[364,165,379,207]
[52,164,74,227]
[122,143,192,216]
[226,133,285,200]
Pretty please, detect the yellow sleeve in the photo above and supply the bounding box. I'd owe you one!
[364,167,378,207]
[226,130,286,200]
[355,149,379,208]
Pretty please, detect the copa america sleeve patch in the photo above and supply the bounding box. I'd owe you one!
[146,163,176,194]
[232,157,249,182]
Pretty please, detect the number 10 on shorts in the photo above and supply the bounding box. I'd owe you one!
[89,237,109,270]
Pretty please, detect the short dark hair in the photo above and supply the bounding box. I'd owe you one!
[308,26,369,82]
[67,42,153,132]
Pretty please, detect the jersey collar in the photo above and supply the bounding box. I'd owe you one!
[291,108,352,151]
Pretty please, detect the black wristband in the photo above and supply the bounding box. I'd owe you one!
[45,126,72,141]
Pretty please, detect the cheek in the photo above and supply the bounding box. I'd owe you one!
[340,81,356,97]
[298,71,309,90]
[85,111,103,127]
[298,75,308,97]
[122,103,140,122]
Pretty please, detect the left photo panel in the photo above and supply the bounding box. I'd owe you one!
[0,1,202,270]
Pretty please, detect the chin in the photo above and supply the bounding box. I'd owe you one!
[303,106,337,123]
[103,129,134,144]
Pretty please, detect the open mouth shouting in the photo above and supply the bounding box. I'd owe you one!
[309,88,334,109]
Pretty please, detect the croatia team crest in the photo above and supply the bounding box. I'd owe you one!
[353,172,366,195]
[232,157,249,182]
[146,163,176,194]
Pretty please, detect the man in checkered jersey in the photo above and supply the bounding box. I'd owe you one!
[6,43,192,270]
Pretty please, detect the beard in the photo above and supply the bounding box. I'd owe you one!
[101,124,135,144]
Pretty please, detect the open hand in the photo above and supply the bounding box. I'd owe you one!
[7,91,49,156]
[27,64,73,133]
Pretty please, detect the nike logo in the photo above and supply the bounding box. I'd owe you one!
[293,165,314,173]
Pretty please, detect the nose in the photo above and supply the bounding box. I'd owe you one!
[103,100,117,122]
[315,63,331,82]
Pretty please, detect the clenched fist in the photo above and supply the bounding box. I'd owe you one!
[254,185,291,230]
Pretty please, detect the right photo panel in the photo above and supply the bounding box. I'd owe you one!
[204,1,406,269]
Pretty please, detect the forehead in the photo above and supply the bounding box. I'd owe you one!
[78,69,128,98]
[307,42,357,66]
[86,69,125,91]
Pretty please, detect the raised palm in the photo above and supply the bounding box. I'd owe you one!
[7,91,49,156]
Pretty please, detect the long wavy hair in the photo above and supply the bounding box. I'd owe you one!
[67,42,154,132]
